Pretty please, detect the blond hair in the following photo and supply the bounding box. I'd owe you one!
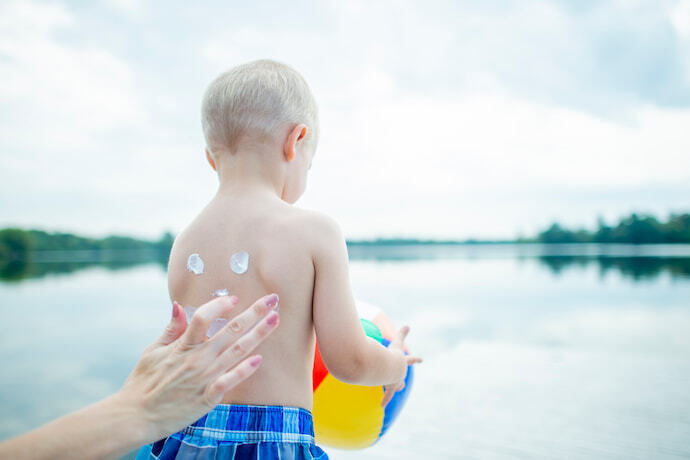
[201,59,319,154]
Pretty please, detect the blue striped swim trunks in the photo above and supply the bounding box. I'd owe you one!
[136,404,329,460]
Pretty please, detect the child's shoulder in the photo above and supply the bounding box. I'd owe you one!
[288,206,340,230]
[282,208,347,265]
[266,205,346,261]
[287,207,344,245]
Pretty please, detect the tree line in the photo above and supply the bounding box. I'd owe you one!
[0,228,174,262]
[537,213,690,244]
[1,212,689,262]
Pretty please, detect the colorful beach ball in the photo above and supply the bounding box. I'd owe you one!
[312,300,414,449]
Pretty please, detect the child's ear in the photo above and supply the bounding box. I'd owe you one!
[205,148,217,171]
[283,124,307,162]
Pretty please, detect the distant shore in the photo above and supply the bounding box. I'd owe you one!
[1,212,689,264]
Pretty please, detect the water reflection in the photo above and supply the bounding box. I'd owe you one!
[2,245,689,459]
[538,256,690,280]
[347,244,690,281]
[0,251,167,282]
[2,245,690,283]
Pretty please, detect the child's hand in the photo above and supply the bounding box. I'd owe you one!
[381,325,422,407]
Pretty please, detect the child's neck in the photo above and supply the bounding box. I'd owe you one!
[214,148,287,202]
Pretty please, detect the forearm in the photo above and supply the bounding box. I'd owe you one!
[0,295,278,460]
[349,336,407,386]
[0,392,151,460]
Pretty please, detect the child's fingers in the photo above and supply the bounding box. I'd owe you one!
[391,325,411,349]
[182,296,239,346]
[210,294,279,353]
[406,355,423,365]
[206,355,263,405]
[381,386,395,407]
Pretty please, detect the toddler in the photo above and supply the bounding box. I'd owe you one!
[137,59,420,460]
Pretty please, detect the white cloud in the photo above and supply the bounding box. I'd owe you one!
[0,0,146,170]
[0,1,73,32]
[103,0,145,17]
[0,0,688,238]
[302,87,690,237]
[0,0,175,237]
[671,0,690,38]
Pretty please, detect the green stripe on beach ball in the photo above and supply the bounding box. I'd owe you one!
[360,318,383,343]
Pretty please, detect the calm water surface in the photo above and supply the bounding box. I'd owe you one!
[1,245,689,459]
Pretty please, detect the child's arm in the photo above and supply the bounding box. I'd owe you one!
[310,213,419,386]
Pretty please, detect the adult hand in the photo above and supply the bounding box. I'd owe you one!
[0,293,280,460]
[381,325,422,408]
[118,293,281,442]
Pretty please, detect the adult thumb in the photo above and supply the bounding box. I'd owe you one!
[155,301,188,346]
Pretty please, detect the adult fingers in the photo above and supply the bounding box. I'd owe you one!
[205,355,263,405]
[211,310,280,375]
[209,294,279,353]
[153,302,188,347]
[182,296,239,346]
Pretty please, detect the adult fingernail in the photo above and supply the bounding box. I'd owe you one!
[266,311,279,326]
[265,294,279,309]
[249,355,263,367]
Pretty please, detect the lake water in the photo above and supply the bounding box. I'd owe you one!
[1,244,689,459]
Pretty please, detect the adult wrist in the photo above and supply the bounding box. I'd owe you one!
[106,390,155,450]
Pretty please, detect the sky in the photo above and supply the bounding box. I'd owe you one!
[1,0,689,240]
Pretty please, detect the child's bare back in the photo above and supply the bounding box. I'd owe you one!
[168,193,322,410]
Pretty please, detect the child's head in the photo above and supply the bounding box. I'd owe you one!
[201,59,319,203]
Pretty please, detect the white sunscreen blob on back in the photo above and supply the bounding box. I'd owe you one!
[212,288,229,297]
[183,306,196,324]
[186,253,204,275]
[183,305,228,338]
[230,251,249,274]
[206,318,228,337]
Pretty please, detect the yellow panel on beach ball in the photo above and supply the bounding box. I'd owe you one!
[312,374,385,449]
